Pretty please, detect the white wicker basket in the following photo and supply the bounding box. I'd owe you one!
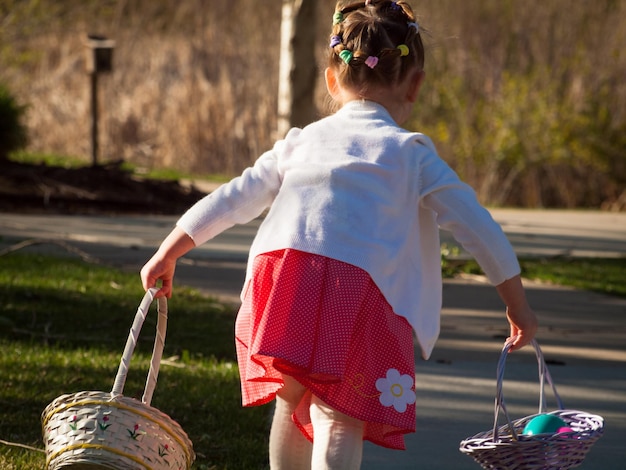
[41,288,195,470]
[459,340,604,470]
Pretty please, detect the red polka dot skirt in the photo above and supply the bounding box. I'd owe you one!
[235,249,416,450]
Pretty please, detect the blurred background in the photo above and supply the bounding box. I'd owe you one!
[1,0,624,209]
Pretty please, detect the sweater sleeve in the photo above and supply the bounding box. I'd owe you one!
[176,145,283,246]
[418,146,520,285]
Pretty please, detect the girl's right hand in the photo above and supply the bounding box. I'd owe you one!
[140,226,196,298]
[140,254,177,298]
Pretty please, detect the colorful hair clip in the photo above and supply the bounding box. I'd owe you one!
[330,35,342,48]
[408,22,419,33]
[397,44,409,56]
[390,2,401,11]
[365,56,379,69]
[339,49,354,64]
[333,11,344,25]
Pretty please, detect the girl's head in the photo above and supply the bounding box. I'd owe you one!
[328,1,424,95]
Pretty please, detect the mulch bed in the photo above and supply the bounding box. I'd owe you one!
[0,160,206,215]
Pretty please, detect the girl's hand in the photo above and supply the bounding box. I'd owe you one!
[506,305,538,352]
[495,275,538,352]
[140,226,196,298]
[141,254,177,298]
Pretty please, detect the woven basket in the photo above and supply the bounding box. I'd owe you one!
[459,340,603,470]
[42,288,195,470]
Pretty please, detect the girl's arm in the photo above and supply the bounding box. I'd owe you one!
[140,140,285,298]
[495,274,538,351]
[140,226,196,298]
[419,151,538,351]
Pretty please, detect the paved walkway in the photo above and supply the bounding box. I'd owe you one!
[1,210,625,469]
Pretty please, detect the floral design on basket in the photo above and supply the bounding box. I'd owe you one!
[375,368,416,413]
[98,415,111,431]
[68,415,78,431]
[158,443,171,465]
[158,443,170,456]
[127,423,146,440]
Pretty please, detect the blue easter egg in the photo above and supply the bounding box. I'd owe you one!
[522,414,568,435]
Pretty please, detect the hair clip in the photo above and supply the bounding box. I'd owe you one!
[330,35,342,48]
[339,49,354,64]
[390,1,401,11]
[408,22,419,33]
[365,56,379,69]
[397,44,409,56]
[333,11,344,25]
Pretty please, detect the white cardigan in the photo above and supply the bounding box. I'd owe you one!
[177,101,520,359]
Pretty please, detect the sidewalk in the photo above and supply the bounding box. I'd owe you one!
[1,210,625,468]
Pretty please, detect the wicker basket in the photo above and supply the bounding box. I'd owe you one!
[42,288,195,470]
[459,340,603,470]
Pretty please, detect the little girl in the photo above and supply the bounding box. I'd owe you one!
[141,1,538,468]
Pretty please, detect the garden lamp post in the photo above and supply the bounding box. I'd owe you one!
[85,35,114,166]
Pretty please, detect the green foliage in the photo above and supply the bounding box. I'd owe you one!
[0,84,28,160]
[415,64,625,208]
[409,0,626,208]
[440,243,462,278]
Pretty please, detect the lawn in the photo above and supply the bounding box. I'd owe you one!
[0,252,271,470]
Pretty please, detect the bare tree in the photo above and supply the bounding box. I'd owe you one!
[277,0,317,138]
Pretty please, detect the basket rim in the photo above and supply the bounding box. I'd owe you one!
[460,408,605,450]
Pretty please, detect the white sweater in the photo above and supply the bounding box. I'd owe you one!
[177,100,520,359]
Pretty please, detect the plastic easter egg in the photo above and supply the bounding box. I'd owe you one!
[557,426,575,433]
[522,414,568,435]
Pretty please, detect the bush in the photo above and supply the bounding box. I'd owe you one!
[0,84,28,161]
[411,0,626,208]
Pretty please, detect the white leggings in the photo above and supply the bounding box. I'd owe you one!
[269,375,365,470]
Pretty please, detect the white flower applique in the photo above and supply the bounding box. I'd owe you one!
[375,368,416,413]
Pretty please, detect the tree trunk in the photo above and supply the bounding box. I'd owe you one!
[277,0,317,138]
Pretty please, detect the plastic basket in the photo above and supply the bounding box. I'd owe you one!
[41,288,195,470]
[459,339,603,469]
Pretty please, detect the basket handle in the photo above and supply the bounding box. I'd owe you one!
[111,287,168,406]
[492,339,565,442]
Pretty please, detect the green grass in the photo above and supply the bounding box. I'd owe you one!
[8,151,86,169]
[0,253,271,470]
[443,255,626,297]
[519,257,626,297]
[8,151,229,184]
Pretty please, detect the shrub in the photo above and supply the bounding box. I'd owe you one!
[0,84,28,161]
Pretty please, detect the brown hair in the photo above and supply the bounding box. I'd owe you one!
[328,1,424,92]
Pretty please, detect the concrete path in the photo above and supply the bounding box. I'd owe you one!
[1,210,625,469]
